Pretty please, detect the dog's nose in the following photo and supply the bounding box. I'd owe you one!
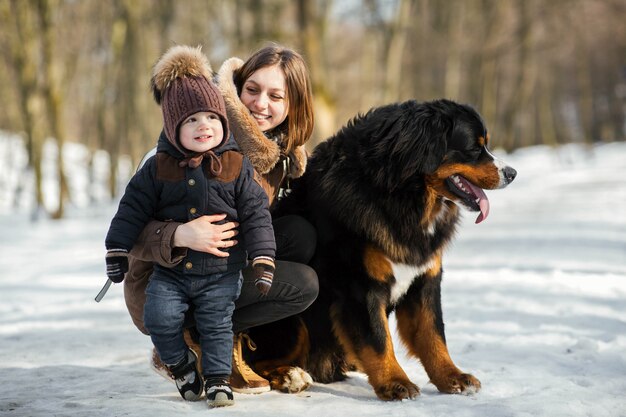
[504,166,517,183]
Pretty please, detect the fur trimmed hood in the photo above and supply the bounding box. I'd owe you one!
[217,57,307,178]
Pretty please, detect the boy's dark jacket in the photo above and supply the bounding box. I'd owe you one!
[105,132,275,276]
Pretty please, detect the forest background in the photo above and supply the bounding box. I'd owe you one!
[1,0,625,219]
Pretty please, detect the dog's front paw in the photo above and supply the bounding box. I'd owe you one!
[265,366,313,393]
[433,372,481,395]
[375,379,420,401]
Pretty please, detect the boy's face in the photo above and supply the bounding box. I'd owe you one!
[179,111,224,153]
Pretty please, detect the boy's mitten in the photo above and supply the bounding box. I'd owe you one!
[106,249,129,283]
[252,256,275,295]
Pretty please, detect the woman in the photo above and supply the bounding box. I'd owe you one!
[124,44,318,395]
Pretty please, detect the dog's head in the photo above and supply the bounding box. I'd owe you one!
[424,100,516,223]
[356,99,516,223]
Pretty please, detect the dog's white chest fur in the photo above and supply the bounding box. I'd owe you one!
[389,259,437,304]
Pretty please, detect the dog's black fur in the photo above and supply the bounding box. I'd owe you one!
[247,99,516,400]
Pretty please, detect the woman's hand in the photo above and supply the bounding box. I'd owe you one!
[173,214,239,257]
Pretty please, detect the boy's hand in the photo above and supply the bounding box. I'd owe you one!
[106,249,129,283]
[252,256,275,295]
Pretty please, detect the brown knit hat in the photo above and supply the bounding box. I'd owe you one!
[150,45,229,156]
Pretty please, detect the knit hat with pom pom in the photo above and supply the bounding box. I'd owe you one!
[150,45,229,167]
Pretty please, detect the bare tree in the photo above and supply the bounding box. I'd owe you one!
[442,0,466,100]
[35,0,71,218]
[1,0,626,218]
[297,0,335,147]
[6,0,47,218]
[476,0,505,136]
[156,0,176,52]
[362,0,416,103]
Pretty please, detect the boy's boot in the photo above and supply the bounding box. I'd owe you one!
[205,376,234,408]
[169,349,204,401]
[230,333,271,394]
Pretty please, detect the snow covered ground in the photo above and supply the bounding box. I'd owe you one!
[0,140,625,416]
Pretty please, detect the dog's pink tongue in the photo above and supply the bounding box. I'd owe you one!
[475,198,490,224]
[466,182,490,224]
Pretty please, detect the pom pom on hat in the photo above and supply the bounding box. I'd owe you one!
[151,45,213,104]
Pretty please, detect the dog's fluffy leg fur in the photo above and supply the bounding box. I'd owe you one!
[330,299,420,400]
[395,258,481,394]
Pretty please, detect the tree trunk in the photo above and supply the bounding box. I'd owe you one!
[9,0,47,218]
[478,0,500,134]
[107,0,129,198]
[411,0,436,100]
[36,0,70,219]
[383,0,414,103]
[502,0,536,150]
[156,0,176,53]
[297,0,336,147]
[536,75,558,146]
[443,0,465,100]
[360,21,379,111]
[573,2,594,144]
[120,0,145,167]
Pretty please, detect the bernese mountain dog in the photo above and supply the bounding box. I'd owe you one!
[247,98,517,400]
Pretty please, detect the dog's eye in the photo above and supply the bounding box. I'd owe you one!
[448,133,482,160]
[468,147,482,161]
[447,132,468,153]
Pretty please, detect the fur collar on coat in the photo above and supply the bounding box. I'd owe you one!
[217,57,307,178]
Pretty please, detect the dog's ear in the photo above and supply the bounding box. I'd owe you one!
[401,103,450,170]
[358,101,452,191]
[385,101,451,189]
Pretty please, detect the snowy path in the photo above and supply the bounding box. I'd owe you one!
[1,143,625,416]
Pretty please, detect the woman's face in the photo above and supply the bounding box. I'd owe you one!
[240,64,288,132]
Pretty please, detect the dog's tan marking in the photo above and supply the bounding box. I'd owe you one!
[396,297,460,391]
[425,254,442,278]
[395,257,480,394]
[435,163,501,190]
[363,245,393,283]
[329,304,360,366]
[361,221,411,264]
[332,305,419,400]
[421,187,440,229]
[425,162,502,209]
[361,215,405,262]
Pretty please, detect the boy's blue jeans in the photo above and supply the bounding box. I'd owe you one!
[143,270,242,377]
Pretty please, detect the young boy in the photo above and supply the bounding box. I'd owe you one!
[104,45,276,408]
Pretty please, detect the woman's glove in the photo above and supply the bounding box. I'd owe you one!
[252,256,275,295]
[105,249,129,283]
